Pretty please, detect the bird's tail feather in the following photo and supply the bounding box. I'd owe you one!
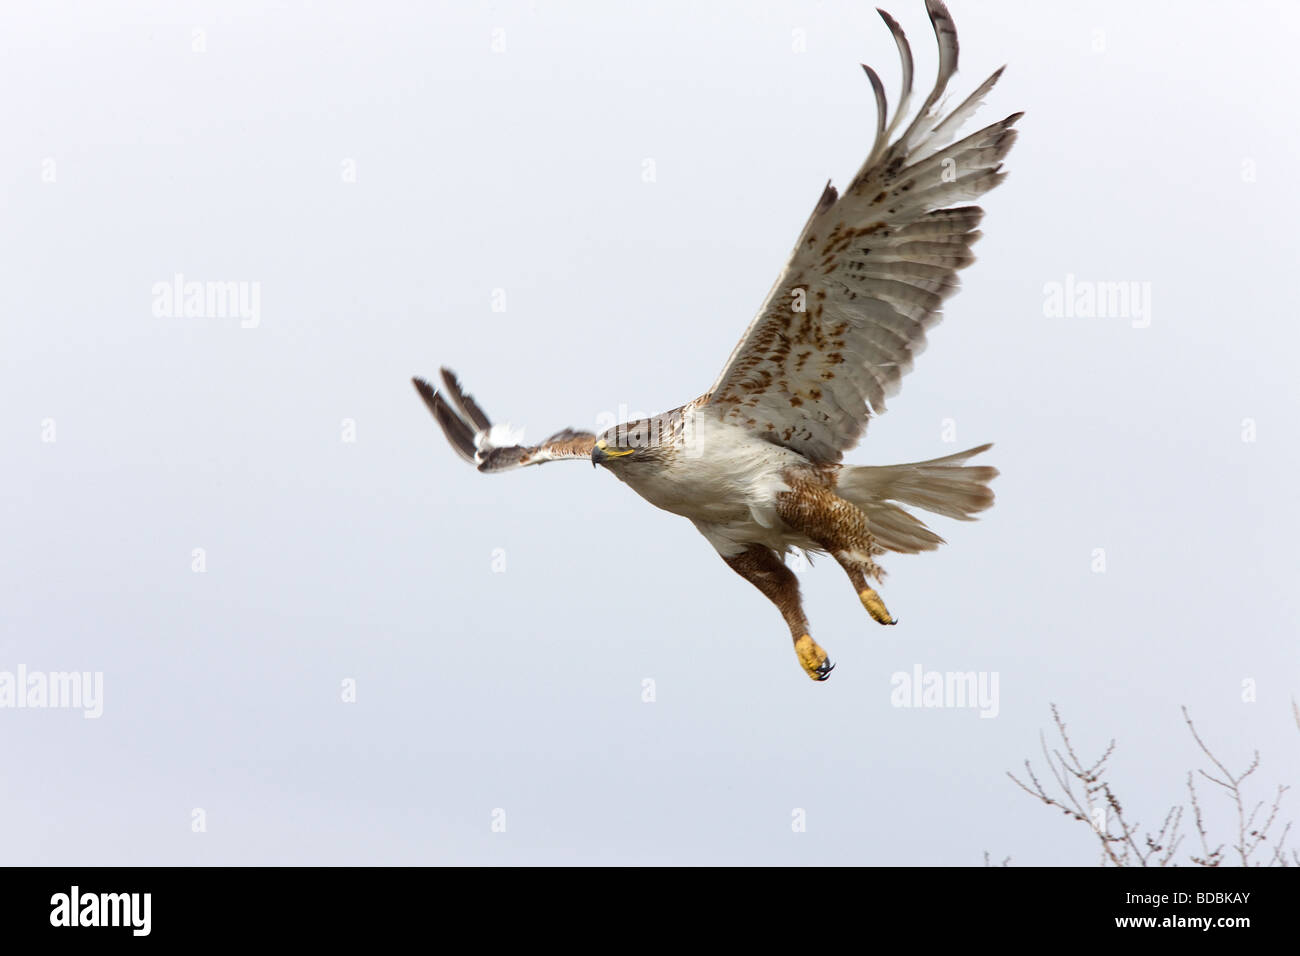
[837,444,998,554]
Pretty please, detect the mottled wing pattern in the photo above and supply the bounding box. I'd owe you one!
[413,369,596,472]
[704,0,1020,464]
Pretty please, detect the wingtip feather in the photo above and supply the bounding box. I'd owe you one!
[438,366,493,432]
[861,63,888,157]
[413,375,478,464]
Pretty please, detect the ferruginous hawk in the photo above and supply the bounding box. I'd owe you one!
[414,1,1018,681]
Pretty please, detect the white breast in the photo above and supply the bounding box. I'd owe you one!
[613,413,815,556]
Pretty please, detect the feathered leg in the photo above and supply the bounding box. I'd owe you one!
[723,545,834,682]
[777,472,898,626]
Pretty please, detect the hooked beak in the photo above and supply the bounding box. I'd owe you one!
[592,438,632,468]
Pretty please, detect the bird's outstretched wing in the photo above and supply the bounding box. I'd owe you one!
[412,369,596,472]
[703,0,1020,464]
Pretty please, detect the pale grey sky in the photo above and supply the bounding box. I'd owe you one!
[3,0,1297,865]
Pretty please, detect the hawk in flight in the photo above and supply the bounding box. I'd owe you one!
[415,1,1018,681]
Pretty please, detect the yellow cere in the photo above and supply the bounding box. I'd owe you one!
[596,439,634,458]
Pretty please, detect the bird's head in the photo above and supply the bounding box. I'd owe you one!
[591,433,639,469]
[591,418,668,469]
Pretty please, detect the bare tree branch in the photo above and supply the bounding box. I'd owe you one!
[1008,704,1295,866]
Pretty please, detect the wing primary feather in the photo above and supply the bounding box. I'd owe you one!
[861,64,888,163]
[875,8,914,147]
[412,377,477,464]
[919,66,1007,160]
[411,375,442,422]
[438,367,493,433]
[896,0,959,155]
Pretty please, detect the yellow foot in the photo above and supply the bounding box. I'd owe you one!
[859,588,897,625]
[794,634,834,681]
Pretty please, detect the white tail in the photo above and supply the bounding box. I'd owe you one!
[837,444,998,554]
